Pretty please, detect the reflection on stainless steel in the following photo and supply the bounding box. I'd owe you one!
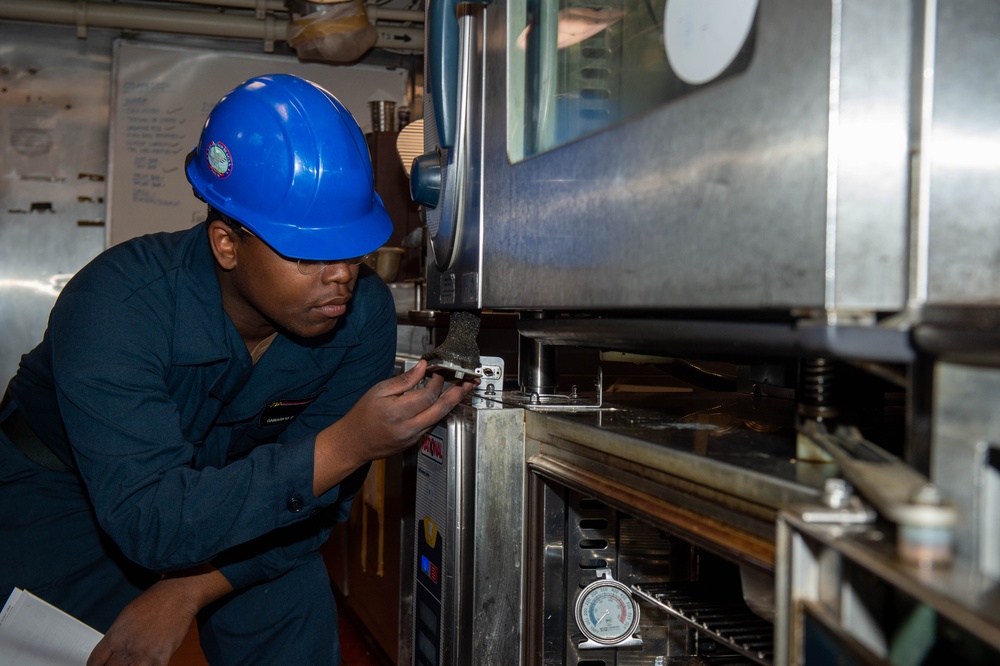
[0,274,75,297]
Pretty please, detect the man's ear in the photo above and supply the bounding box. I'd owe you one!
[208,220,239,270]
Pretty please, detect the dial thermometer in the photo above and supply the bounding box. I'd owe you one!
[574,568,642,649]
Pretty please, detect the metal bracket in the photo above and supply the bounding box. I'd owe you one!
[508,366,605,411]
[798,422,957,567]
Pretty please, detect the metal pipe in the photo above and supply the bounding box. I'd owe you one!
[0,0,423,51]
[156,0,426,23]
[153,0,286,11]
[0,0,286,44]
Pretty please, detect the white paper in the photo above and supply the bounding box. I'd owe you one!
[0,588,103,666]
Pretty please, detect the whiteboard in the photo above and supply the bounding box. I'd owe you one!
[107,40,408,245]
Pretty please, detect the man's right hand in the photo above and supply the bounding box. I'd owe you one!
[312,359,477,495]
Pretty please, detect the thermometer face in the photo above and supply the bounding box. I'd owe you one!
[575,579,640,645]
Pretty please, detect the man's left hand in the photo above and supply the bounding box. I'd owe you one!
[87,565,233,666]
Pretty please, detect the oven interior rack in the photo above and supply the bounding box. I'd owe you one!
[631,583,774,665]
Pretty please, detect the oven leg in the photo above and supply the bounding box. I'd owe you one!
[518,311,557,395]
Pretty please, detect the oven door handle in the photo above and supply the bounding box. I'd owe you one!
[428,0,491,149]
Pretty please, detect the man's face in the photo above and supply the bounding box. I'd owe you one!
[220,224,362,341]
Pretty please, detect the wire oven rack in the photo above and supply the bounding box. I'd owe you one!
[631,582,774,665]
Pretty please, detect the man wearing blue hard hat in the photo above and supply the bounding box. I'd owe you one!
[0,74,476,665]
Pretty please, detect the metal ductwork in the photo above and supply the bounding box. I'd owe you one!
[0,0,423,53]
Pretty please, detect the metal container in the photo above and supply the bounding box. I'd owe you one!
[370,99,396,132]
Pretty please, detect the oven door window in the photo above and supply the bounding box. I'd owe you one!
[508,0,760,161]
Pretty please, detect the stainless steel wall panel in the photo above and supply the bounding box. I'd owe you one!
[0,22,115,386]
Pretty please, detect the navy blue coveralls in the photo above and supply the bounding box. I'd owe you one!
[0,222,396,664]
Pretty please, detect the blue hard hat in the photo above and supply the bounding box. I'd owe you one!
[185,74,392,260]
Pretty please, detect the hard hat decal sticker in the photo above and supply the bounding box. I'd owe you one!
[206,141,233,178]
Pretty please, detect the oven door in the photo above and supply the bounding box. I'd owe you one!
[425,0,916,314]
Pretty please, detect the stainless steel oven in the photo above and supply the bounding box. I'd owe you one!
[402,346,1000,665]
[414,0,1000,317]
[404,0,1000,664]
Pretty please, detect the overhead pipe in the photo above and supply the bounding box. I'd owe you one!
[0,0,423,52]
[154,0,287,12]
[0,0,285,47]
[139,0,425,23]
